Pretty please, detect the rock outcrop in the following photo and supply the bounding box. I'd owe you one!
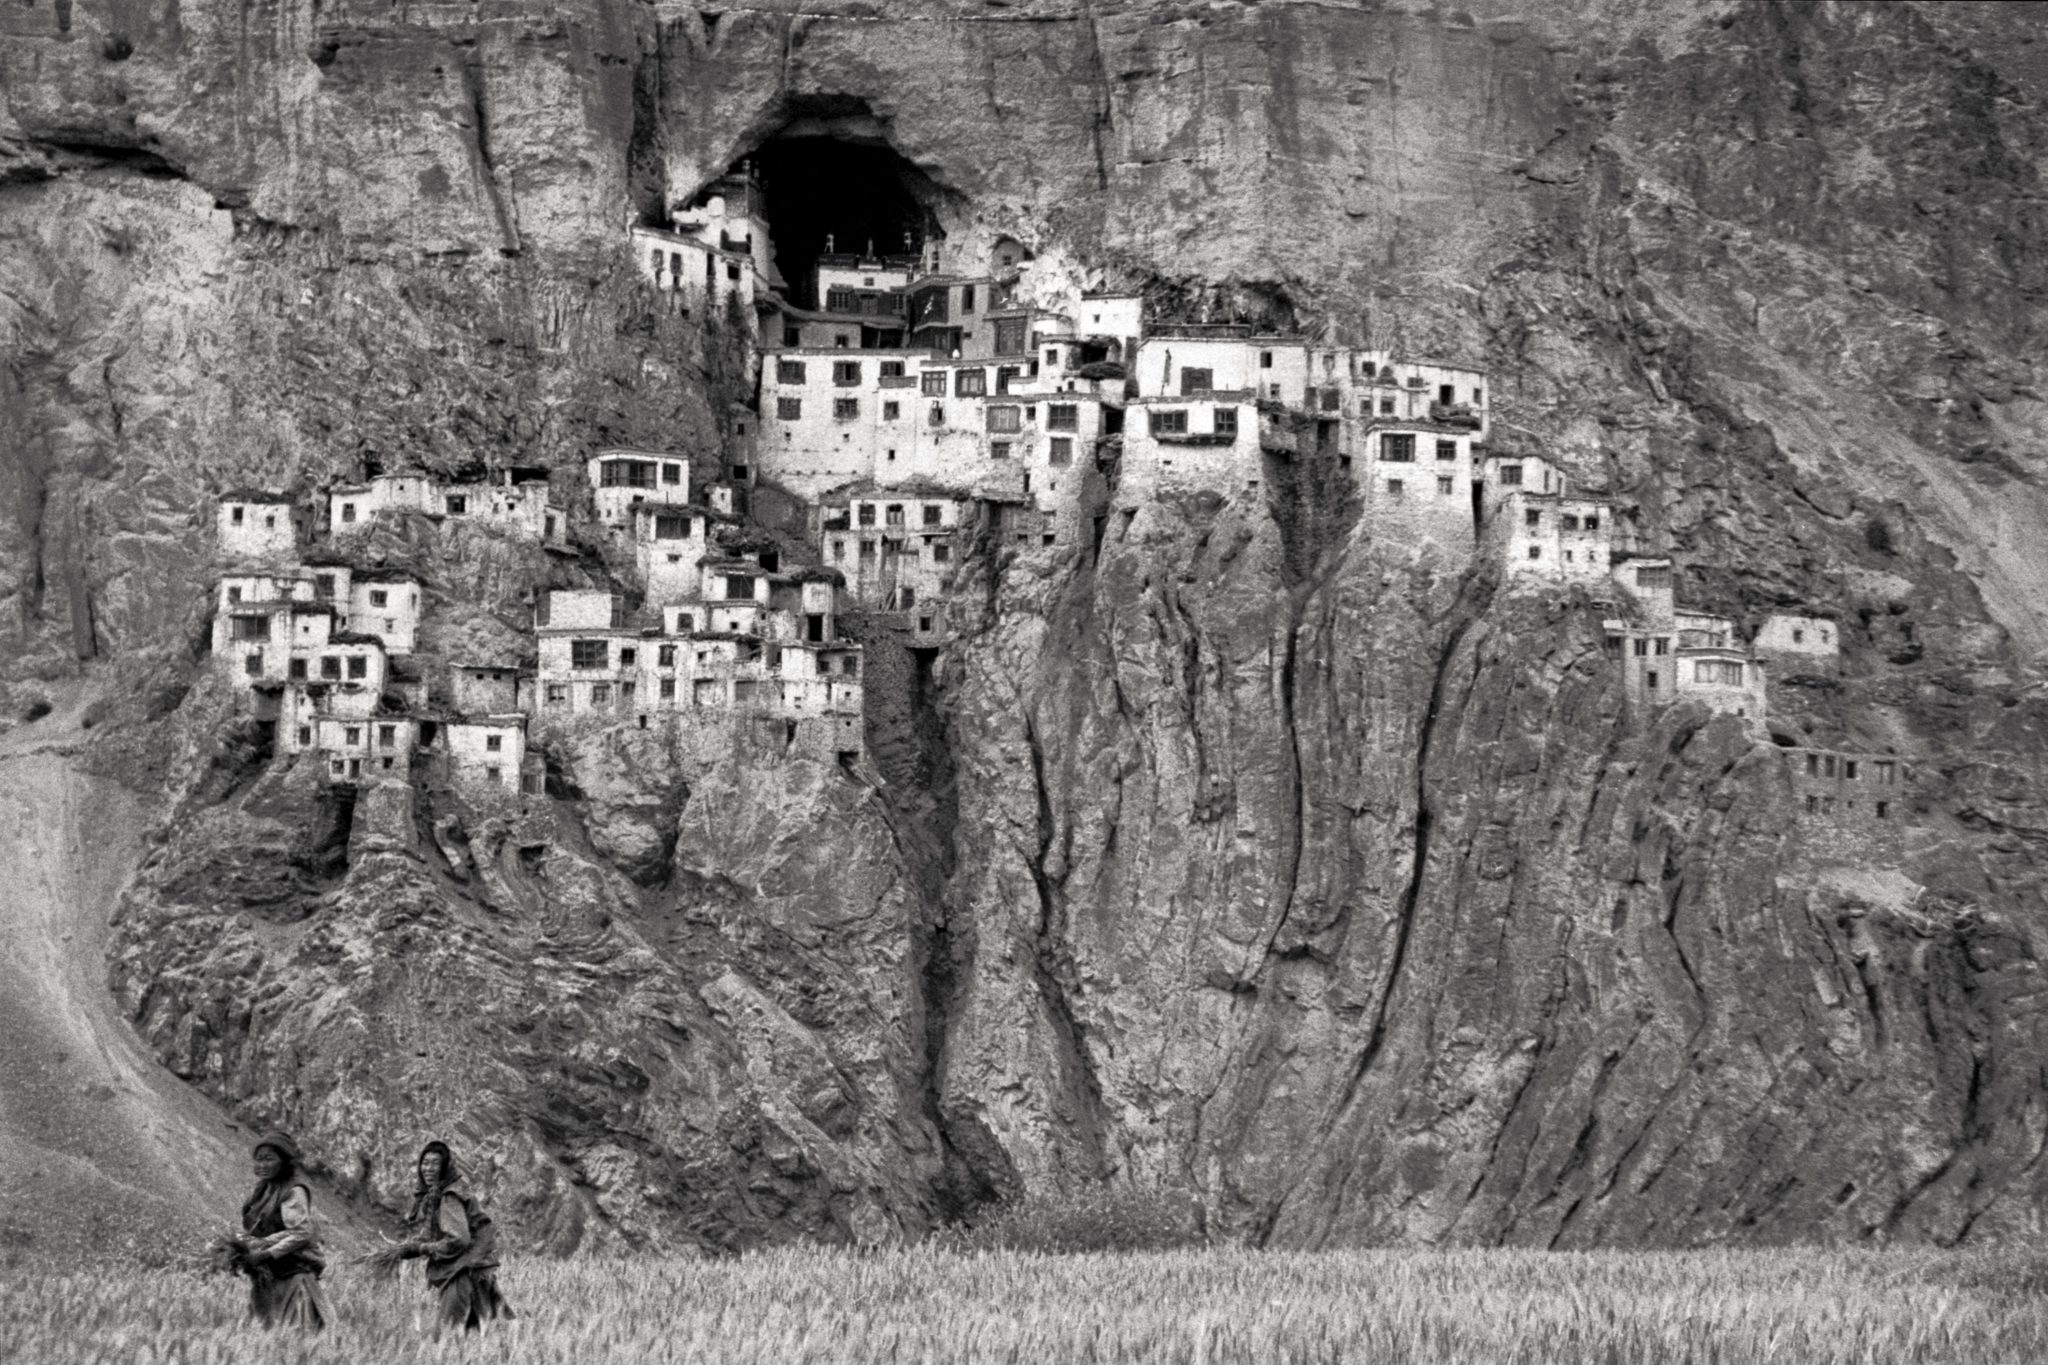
[6,0,2048,1247]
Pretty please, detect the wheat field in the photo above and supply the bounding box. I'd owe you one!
[3,1247,2043,1364]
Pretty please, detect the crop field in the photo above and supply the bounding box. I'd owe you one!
[3,1246,2045,1364]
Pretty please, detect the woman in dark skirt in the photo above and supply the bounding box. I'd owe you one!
[394,1139,514,1333]
[223,1131,331,1331]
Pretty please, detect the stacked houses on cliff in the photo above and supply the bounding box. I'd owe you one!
[197,167,1899,834]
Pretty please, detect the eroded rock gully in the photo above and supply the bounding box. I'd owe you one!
[7,0,2048,1247]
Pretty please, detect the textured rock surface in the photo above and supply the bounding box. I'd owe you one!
[5,0,2048,1248]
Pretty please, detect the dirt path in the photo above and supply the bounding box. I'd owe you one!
[0,739,250,1259]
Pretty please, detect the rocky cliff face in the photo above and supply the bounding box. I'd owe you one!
[6,0,2048,1248]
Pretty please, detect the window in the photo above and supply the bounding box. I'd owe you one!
[1584,516,1600,532]
[344,726,362,746]
[1050,437,1074,466]
[1379,397,1395,415]
[600,460,658,488]
[921,371,946,397]
[341,502,357,523]
[827,286,856,312]
[1875,760,1896,785]
[571,639,607,669]
[1844,760,1859,780]
[347,655,368,679]
[859,540,876,564]
[833,360,862,387]
[369,589,388,608]
[1823,755,1837,776]
[1526,546,1541,560]
[1439,383,1455,405]
[956,369,986,397]
[591,683,612,706]
[960,284,976,312]
[1320,388,1340,412]
[231,506,246,526]
[932,542,951,563]
[987,405,1021,434]
[1633,639,1648,657]
[834,398,860,420]
[1653,637,1669,655]
[1806,794,1820,814]
[858,504,876,527]
[289,658,307,680]
[1180,368,1214,396]
[886,504,905,527]
[663,463,682,485]
[1805,753,1820,776]
[1213,407,1238,437]
[243,653,263,676]
[1646,670,1659,689]
[991,441,1013,460]
[1381,433,1415,462]
[1437,476,1454,495]
[922,505,943,527]
[1876,800,1890,820]
[1474,387,1484,405]
[660,678,676,700]
[297,726,312,746]
[545,684,567,708]
[1260,350,1273,369]
[446,494,468,515]
[1561,515,1579,532]
[1149,409,1189,435]
[882,401,901,421]
[1047,403,1079,432]
[725,574,756,600]
[1388,479,1405,497]
[1499,464,1523,486]
[619,646,637,667]
[784,326,802,346]
[378,724,396,748]
[777,397,802,420]
[928,404,945,427]
[1437,440,1457,462]
[231,614,268,642]
[994,317,1028,355]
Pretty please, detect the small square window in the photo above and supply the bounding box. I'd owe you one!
[485,734,502,752]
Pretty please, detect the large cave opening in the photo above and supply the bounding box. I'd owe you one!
[739,120,947,310]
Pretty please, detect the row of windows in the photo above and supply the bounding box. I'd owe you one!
[1377,435,1462,462]
[853,504,948,528]
[778,395,1082,423]
[1805,794,1891,819]
[1379,477,1461,497]
[241,649,374,681]
[1522,509,1602,532]
[564,641,858,674]
[831,539,953,566]
[1803,753,1898,784]
[299,722,408,749]
[1147,407,1239,436]
[776,361,1078,404]
[597,459,684,489]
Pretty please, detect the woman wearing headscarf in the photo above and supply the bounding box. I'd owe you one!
[391,1139,513,1332]
[218,1131,331,1331]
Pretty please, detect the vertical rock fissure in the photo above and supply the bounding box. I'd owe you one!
[1261,576,1489,1245]
[1023,713,1109,1178]
[458,56,521,254]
